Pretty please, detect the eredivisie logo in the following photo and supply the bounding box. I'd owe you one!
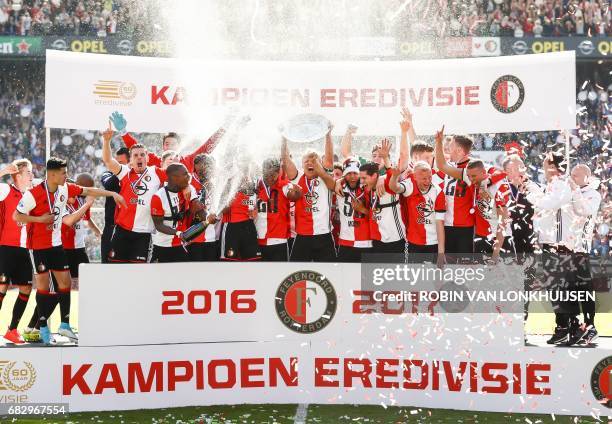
[275,270,337,334]
[0,361,36,392]
[490,75,525,114]
[591,356,612,408]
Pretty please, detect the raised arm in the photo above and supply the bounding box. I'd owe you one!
[434,126,463,180]
[110,112,160,166]
[398,108,415,171]
[102,122,123,176]
[387,167,404,194]
[340,125,357,159]
[323,123,334,170]
[314,158,336,191]
[81,186,126,208]
[281,137,298,181]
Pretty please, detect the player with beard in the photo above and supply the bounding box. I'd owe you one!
[433,126,476,258]
[109,111,232,173]
[14,157,125,345]
[0,160,35,344]
[100,147,129,264]
[186,154,220,261]
[335,158,371,262]
[283,126,337,262]
[150,164,203,263]
[255,158,302,261]
[464,160,512,263]
[102,123,167,263]
[62,173,101,289]
[388,161,446,264]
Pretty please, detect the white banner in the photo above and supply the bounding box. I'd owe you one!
[78,263,523,347]
[0,340,609,415]
[45,50,576,136]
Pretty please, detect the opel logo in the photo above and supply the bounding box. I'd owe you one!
[512,40,528,55]
[578,40,595,55]
[51,39,67,51]
[117,39,133,55]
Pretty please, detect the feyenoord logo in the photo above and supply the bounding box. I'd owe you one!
[275,270,337,334]
[490,75,525,114]
[591,356,612,408]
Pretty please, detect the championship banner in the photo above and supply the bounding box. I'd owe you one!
[78,263,526,347]
[0,338,610,415]
[45,49,576,135]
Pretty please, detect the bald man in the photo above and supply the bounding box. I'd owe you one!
[569,164,602,345]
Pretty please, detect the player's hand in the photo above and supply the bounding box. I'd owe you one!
[112,193,127,208]
[207,213,218,224]
[109,111,127,133]
[346,124,357,135]
[327,121,334,135]
[248,209,258,220]
[102,120,114,143]
[38,213,54,224]
[436,253,446,269]
[85,195,96,206]
[389,167,401,178]
[434,125,445,144]
[287,184,302,201]
[351,198,367,214]
[0,163,19,177]
[376,175,386,197]
[399,107,412,133]
[379,138,391,160]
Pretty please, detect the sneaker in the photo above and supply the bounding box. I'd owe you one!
[546,326,569,344]
[22,327,41,343]
[582,326,599,345]
[3,329,24,345]
[58,323,78,341]
[566,323,589,346]
[39,326,56,345]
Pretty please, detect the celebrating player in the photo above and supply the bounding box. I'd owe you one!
[255,158,302,261]
[14,157,125,344]
[0,160,34,344]
[102,123,167,263]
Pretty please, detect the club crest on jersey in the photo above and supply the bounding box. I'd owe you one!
[591,356,612,408]
[490,75,525,114]
[305,191,319,206]
[416,200,434,224]
[476,198,494,219]
[275,270,337,334]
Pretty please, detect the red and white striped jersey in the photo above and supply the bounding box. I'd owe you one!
[255,179,292,245]
[291,171,332,236]
[289,203,296,238]
[442,159,475,227]
[222,190,256,224]
[17,181,83,250]
[0,183,27,248]
[61,197,90,249]
[399,177,446,245]
[150,186,194,247]
[189,176,218,243]
[114,165,166,234]
[368,171,405,243]
[475,180,511,238]
[336,185,371,248]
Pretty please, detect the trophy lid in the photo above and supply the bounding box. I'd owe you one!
[281,113,330,143]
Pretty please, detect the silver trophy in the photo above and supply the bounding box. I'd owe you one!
[280,113,331,143]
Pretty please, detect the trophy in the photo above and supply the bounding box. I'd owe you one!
[280,113,331,143]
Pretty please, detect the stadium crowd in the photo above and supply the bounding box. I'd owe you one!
[0,0,608,38]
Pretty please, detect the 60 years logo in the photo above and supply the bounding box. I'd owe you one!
[0,361,36,392]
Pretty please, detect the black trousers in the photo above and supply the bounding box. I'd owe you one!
[187,242,219,261]
[290,233,336,262]
[337,246,370,263]
[101,224,114,264]
[541,244,581,328]
[406,243,438,264]
[444,226,474,262]
[261,243,289,262]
